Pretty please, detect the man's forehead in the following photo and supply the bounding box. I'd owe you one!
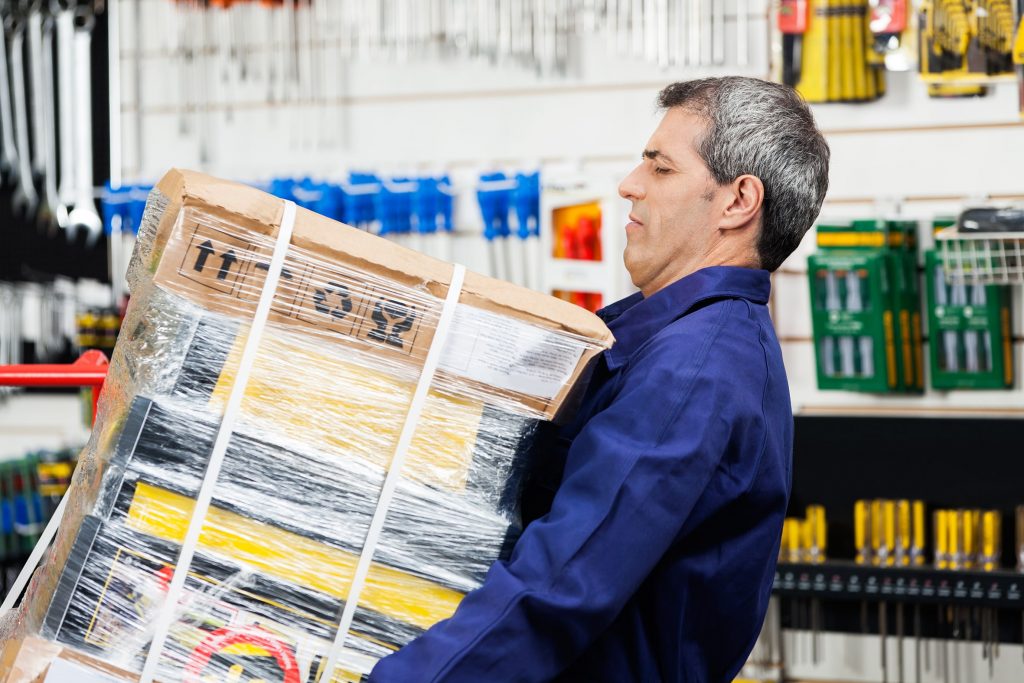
[646,110,705,160]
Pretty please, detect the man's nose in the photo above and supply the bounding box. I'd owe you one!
[618,165,645,202]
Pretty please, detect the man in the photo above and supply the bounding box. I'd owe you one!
[370,76,830,682]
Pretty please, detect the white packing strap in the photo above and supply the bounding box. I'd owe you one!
[137,200,298,683]
[0,494,68,619]
[321,263,467,681]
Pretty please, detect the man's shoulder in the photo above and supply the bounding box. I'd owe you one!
[657,296,761,344]
[633,297,772,372]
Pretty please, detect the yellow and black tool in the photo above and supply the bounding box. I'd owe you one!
[807,504,828,563]
[935,508,950,569]
[883,500,897,567]
[912,500,927,566]
[855,499,871,565]
[791,0,884,102]
[896,499,912,567]
[981,510,1001,571]
[977,0,1016,75]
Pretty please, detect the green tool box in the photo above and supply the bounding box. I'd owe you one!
[925,226,1015,390]
[809,221,923,393]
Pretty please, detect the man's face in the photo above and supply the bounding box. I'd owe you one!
[618,108,724,296]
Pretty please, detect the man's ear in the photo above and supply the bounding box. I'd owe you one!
[720,174,764,231]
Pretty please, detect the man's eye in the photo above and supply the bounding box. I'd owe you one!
[654,166,671,175]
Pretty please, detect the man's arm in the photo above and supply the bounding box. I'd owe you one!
[369,311,736,682]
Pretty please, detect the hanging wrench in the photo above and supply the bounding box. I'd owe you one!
[10,7,39,218]
[0,6,21,184]
[54,0,73,228]
[66,2,101,246]
[39,6,62,234]
[26,0,45,184]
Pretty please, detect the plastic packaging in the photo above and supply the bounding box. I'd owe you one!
[1,170,612,683]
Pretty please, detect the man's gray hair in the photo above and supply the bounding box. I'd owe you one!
[658,77,830,272]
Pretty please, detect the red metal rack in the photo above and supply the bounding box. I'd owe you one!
[0,350,110,424]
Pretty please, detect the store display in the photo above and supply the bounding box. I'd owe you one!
[925,219,1014,390]
[779,505,828,564]
[780,0,888,103]
[808,220,923,393]
[0,450,76,598]
[919,0,1020,97]
[853,499,927,567]
[0,168,613,683]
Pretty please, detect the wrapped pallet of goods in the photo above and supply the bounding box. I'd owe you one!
[0,170,614,683]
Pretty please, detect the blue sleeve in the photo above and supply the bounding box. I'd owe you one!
[369,311,734,682]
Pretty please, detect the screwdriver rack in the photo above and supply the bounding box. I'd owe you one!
[776,413,1024,656]
[775,562,1024,609]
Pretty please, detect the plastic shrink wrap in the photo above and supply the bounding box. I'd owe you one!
[0,170,613,683]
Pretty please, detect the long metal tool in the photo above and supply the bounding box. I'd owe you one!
[10,13,38,217]
[38,8,60,234]
[0,10,20,183]
[55,2,73,227]
[66,3,102,246]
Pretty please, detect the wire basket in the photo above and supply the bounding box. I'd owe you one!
[935,229,1024,285]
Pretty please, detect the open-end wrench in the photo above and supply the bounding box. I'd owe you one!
[55,0,72,227]
[0,6,21,184]
[26,0,44,183]
[38,6,61,234]
[66,2,101,245]
[10,9,39,218]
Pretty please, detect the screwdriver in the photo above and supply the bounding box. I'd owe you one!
[883,500,897,568]
[911,500,925,683]
[872,499,886,566]
[933,264,960,372]
[855,500,871,565]
[807,504,827,564]
[855,500,871,634]
[912,500,926,567]
[934,509,950,570]
[980,510,1001,675]
[970,280,990,372]
[896,499,912,567]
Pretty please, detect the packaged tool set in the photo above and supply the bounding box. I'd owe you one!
[919,0,1023,97]
[779,0,890,103]
[925,219,1015,390]
[808,220,923,393]
[0,169,613,683]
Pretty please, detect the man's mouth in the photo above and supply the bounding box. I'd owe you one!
[627,215,643,230]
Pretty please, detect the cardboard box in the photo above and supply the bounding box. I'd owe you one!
[135,169,614,420]
[4,169,614,683]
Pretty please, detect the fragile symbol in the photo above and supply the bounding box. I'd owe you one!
[368,299,416,349]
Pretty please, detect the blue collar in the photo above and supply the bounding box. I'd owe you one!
[599,266,771,371]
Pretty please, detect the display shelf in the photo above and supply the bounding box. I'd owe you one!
[774,561,1024,608]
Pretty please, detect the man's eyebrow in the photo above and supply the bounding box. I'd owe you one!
[642,149,676,165]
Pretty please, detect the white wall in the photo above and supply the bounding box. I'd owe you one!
[0,394,91,460]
